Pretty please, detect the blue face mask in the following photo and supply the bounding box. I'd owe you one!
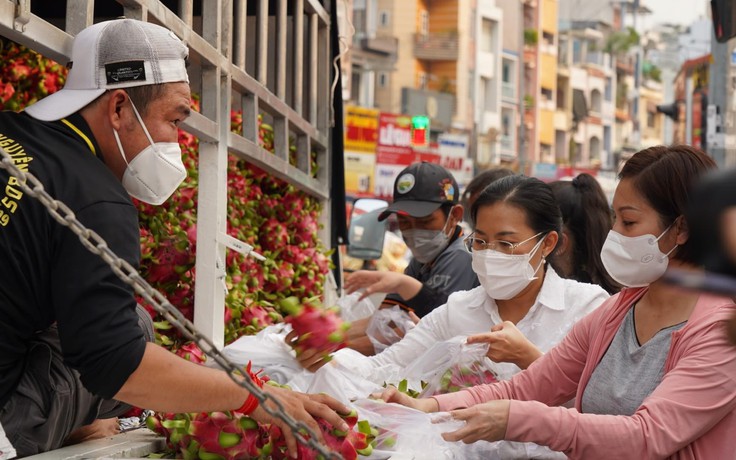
[402,216,452,264]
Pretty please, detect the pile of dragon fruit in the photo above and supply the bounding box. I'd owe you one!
[146,404,376,460]
[134,99,334,353]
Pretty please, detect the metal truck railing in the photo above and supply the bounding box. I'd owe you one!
[0,0,335,348]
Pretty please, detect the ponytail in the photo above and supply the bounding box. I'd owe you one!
[549,174,621,294]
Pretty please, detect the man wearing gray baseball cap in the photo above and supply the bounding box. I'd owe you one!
[0,19,347,456]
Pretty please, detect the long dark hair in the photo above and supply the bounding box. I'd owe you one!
[620,145,717,265]
[549,174,621,294]
[472,175,562,245]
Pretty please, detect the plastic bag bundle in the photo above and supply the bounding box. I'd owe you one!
[351,398,465,460]
[336,291,379,322]
[402,336,499,397]
[209,324,302,384]
[366,306,415,353]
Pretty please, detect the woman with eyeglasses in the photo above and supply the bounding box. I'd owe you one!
[378,145,736,459]
[338,174,609,458]
[364,174,609,380]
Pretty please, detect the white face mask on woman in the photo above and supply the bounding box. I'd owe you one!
[471,235,547,300]
[600,225,678,287]
[113,98,187,205]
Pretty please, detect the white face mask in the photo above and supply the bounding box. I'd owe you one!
[402,215,453,264]
[600,226,678,288]
[113,98,187,205]
[471,236,546,300]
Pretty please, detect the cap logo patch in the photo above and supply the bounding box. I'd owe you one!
[396,173,416,194]
[440,178,455,201]
[106,60,146,84]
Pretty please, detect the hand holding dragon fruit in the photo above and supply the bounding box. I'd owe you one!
[278,296,350,357]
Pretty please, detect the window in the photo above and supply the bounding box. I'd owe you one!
[541,88,553,107]
[542,31,554,47]
[502,60,512,83]
[605,77,613,101]
[572,39,582,63]
[379,11,390,27]
[589,137,601,162]
[481,19,495,53]
[591,89,602,113]
[378,72,388,88]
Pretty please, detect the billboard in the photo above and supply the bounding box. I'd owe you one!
[344,106,379,197]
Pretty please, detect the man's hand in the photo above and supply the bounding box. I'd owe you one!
[467,321,542,369]
[441,400,510,444]
[344,270,422,301]
[371,385,439,413]
[285,329,331,372]
[251,385,350,457]
[63,418,120,446]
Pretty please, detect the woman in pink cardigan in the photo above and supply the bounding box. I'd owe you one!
[380,145,736,459]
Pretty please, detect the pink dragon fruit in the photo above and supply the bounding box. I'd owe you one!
[175,342,206,364]
[431,362,499,395]
[147,405,377,459]
[278,296,350,356]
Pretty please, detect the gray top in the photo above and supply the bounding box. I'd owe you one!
[581,306,686,416]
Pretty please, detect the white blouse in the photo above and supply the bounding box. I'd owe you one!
[368,267,610,381]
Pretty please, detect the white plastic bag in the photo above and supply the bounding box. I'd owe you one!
[402,336,498,397]
[336,292,378,322]
[351,398,465,459]
[0,421,16,460]
[366,306,415,353]
[209,324,302,384]
[288,359,385,404]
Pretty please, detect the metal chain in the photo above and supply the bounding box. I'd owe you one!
[0,146,341,460]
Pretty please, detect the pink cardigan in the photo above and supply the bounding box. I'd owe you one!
[435,288,736,459]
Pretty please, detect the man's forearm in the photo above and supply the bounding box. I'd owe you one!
[346,335,376,356]
[114,342,250,413]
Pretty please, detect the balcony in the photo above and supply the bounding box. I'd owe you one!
[361,36,399,56]
[413,33,459,61]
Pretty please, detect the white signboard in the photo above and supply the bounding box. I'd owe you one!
[437,133,472,188]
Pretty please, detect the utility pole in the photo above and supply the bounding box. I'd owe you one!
[518,0,527,174]
[631,0,642,148]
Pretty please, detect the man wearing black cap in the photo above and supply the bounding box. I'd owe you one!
[341,162,478,355]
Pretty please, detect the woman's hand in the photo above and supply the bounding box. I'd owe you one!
[371,385,439,413]
[441,400,510,444]
[344,270,421,301]
[467,321,543,369]
[252,385,351,457]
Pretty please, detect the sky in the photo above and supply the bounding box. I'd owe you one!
[641,0,709,28]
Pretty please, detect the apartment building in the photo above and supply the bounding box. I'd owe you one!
[557,22,616,169]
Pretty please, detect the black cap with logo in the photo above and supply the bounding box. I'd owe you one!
[378,162,459,221]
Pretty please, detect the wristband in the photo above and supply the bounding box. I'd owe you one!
[234,361,264,415]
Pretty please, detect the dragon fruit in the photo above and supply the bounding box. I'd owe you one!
[175,342,206,364]
[430,361,499,395]
[278,296,350,356]
[146,405,378,459]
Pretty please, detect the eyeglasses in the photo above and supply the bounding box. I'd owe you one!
[463,231,545,254]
